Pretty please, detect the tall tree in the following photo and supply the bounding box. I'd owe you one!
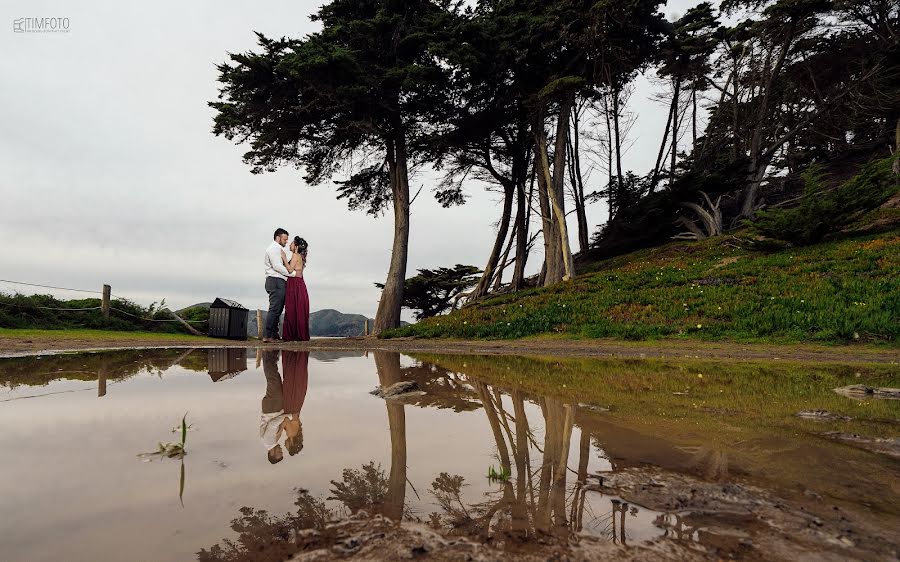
[651,3,720,190]
[428,4,534,300]
[210,0,457,334]
[376,264,481,319]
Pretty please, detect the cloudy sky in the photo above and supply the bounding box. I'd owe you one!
[1,0,701,320]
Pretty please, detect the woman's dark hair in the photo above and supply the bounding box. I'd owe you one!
[286,426,304,456]
[293,236,308,256]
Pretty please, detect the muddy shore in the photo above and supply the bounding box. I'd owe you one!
[278,464,900,561]
[1,332,898,363]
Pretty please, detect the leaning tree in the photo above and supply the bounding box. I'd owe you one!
[211,0,457,334]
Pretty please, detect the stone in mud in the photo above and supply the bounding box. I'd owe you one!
[796,410,852,421]
[821,431,900,459]
[832,385,900,400]
[579,403,611,412]
[370,381,419,399]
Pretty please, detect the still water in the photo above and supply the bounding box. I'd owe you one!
[0,348,897,561]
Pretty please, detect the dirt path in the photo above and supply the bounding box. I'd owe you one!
[1,332,897,363]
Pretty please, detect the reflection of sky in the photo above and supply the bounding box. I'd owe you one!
[0,351,667,561]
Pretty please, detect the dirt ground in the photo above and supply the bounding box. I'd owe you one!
[1,332,898,363]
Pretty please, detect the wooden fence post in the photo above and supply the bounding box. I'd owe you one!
[164,308,204,336]
[257,309,264,339]
[364,319,369,336]
[101,284,111,319]
[98,363,107,398]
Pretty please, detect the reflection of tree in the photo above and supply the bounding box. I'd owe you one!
[198,357,695,559]
[0,348,205,392]
[426,382,583,547]
[374,351,408,522]
[394,362,481,412]
[424,379,679,549]
[196,490,332,562]
[328,462,391,516]
[654,512,697,541]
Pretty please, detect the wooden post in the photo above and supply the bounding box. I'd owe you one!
[98,365,107,398]
[164,308,204,336]
[364,319,369,336]
[257,309,264,339]
[101,284,111,319]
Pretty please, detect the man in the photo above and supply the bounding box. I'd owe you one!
[264,228,293,342]
[260,350,286,464]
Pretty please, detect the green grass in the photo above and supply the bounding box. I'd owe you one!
[387,230,900,344]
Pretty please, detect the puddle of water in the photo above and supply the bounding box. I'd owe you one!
[0,348,897,561]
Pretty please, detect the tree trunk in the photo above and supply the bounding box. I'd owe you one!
[568,105,589,253]
[470,181,515,301]
[670,78,680,188]
[604,95,614,219]
[731,52,740,161]
[493,220,517,291]
[612,86,624,201]
[740,19,797,217]
[373,136,410,334]
[533,118,564,285]
[692,83,698,151]
[894,115,900,175]
[548,93,575,281]
[650,77,678,192]
[511,166,534,291]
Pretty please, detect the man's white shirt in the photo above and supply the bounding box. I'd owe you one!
[265,241,295,280]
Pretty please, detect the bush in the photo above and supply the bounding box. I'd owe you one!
[0,292,195,334]
[751,156,899,245]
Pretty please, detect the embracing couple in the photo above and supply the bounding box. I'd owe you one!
[264,227,310,342]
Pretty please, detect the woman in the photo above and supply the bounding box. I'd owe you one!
[281,350,309,456]
[281,236,310,341]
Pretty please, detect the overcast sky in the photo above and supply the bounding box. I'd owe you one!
[1,0,701,320]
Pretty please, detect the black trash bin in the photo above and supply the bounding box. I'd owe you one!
[208,298,248,340]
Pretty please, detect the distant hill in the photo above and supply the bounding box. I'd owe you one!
[178,302,395,337]
[177,303,211,313]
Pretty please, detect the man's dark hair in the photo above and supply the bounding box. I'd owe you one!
[273,228,288,240]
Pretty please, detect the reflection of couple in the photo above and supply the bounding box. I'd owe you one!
[260,350,309,464]
[263,228,310,342]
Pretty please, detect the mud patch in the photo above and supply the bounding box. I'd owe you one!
[599,468,900,561]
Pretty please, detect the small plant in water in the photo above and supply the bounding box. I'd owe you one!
[139,413,190,460]
[487,465,510,482]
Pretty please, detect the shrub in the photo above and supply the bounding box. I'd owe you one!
[751,156,899,245]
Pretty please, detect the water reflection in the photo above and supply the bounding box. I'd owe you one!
[208,349,247,382]
[199,351,673,560]
[2,348,896,561]
[259,351,309,464]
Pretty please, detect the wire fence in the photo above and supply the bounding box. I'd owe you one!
[0,279,101,294]
[0,278,206,324]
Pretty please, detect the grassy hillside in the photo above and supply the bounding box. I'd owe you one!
[385,230,900,344]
